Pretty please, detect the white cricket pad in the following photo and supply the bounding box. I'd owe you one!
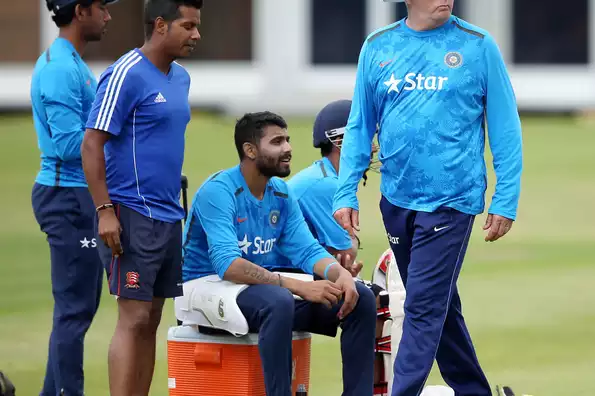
[174,272,314,337]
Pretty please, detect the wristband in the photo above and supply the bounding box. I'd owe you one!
[324,261,338,280]
[96,203,114,213]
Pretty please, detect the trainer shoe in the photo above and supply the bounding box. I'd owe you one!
[420,385,454,396]
[496,385,535,396]
[0,371,15,396]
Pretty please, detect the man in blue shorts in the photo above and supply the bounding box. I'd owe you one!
[30,0,113,394]
[81,0,201,394]
[333,1,523,395]
[180,111,377,396]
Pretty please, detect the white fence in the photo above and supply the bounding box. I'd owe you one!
[1,0,594,114]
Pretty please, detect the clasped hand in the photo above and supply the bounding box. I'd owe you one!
[295,273,359,320]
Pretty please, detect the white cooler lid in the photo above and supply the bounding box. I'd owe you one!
[168,326,311,344]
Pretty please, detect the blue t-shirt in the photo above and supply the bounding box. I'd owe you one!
[181,165,333,282]
[31,38,97,187]
[86,49,191,223]
[333,15,523,220]
[270,157,352,268]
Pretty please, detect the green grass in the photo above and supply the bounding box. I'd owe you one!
[1,113,594,395]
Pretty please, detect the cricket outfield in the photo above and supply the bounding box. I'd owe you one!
[0,113,594,395]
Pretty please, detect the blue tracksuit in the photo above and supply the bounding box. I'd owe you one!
[30,37,103,396]
[333,15,523,396]
[182,166,377,396]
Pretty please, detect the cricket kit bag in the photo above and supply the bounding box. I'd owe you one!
[367,250,456,396]
[360,248,405,396]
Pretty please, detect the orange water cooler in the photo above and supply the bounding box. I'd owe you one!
[167,325,311,395]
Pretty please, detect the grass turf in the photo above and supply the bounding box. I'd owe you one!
[0,113,594,395]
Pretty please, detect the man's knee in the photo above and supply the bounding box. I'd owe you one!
[353,282,377,321]
[262,286,295,320]
[53,294,97,333]
[239,285,295,328]
[147,298,165,333]
[116,299,159,334]
[403,286,447,322]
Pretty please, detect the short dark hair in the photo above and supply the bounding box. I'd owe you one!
[144,0,203,39]
[47,0,93,27]
[319,141,334,157]
[234,112,288,160]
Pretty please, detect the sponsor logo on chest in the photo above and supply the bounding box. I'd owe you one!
[384,72,449,93]
[238,234,277,255]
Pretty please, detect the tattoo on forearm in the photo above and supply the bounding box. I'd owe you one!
[242,262,279,285]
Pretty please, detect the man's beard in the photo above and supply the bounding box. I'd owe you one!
[84,30,104,42]
[256,155,291,178]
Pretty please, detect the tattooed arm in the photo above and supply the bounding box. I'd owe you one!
[223,258,305,293]
[194,175,340,299]
[223,257,346,308]
[224,258,281,285]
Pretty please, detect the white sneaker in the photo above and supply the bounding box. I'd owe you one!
[420,385,455,396]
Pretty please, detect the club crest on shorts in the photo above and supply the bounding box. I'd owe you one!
[444,51,463,68]
[269,210,280,227]
[125,271,140,289]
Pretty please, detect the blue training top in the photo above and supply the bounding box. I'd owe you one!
[86,49,191,223]
[181,165,333,282]
[31,37,97,187]
[334,15,523,220]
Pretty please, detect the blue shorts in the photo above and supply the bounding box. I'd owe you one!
[96,204,183,301]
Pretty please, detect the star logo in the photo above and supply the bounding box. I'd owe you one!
[238,235,252,255]
[383,74,402,93]
[80,237,91,248]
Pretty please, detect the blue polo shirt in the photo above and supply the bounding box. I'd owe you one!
[86,49,191,223]
[31,37,97,187]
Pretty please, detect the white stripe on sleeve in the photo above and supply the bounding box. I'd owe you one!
[94,51,141,131]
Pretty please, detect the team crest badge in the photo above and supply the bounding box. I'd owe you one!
[269,210,280,227]
[444,51,463,68]
[125,271,140,289]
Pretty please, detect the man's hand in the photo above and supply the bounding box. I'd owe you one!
[483,214,514,242]
[334,270,359,320]
[336,253,363,277]
[294,279,344,309]
[350,261,363,277]
[98,208,123,256]
[334,207,360,236]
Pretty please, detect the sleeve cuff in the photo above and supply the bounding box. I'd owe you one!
[215,255,240,279]
[327,237,353,251]
[332,196,359,214]
[300,251,332,275]
[487,207,517,221]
